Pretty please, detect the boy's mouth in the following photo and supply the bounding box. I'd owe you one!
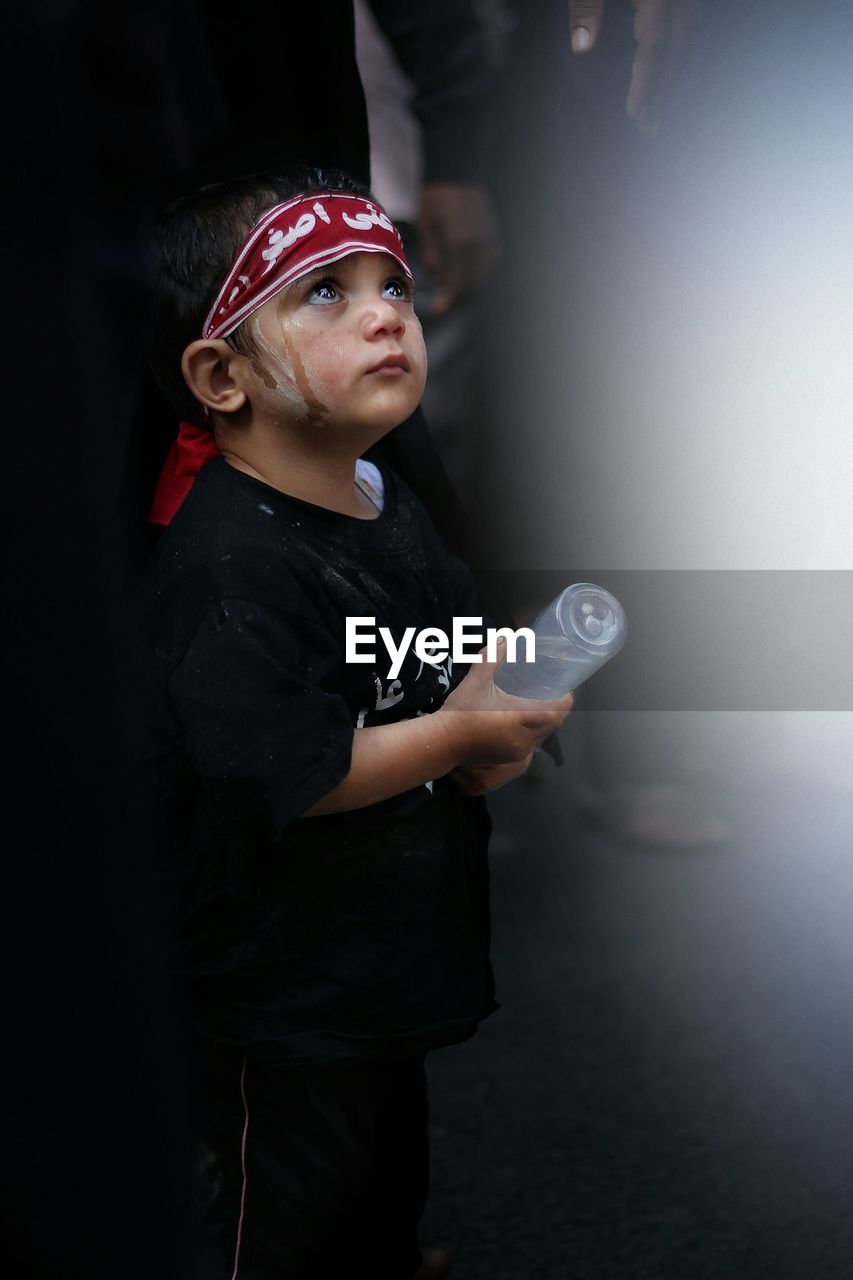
[366,353,409,374]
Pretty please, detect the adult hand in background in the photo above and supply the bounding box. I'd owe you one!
[567,0,702,135]
[417,182,500,317]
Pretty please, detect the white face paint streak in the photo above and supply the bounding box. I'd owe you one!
[245,310,334,426]
[242,312,307,416]
[275,312,332,424]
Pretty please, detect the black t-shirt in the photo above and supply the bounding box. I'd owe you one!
[141,457,497,1064]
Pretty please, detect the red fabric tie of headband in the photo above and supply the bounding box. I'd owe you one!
[148,193,411,526]
[148,421,220,528]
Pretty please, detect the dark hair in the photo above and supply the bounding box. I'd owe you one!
[149,167,371,424]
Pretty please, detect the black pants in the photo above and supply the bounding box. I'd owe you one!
[191,1044,430,1279]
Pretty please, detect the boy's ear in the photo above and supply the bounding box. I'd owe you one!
[181,339,248,416]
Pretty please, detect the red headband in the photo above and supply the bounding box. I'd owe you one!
[149,194,411,526]
[204,193,412,340]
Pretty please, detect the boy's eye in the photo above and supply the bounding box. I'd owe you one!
[307,278,340,304]
[382,277,413,302]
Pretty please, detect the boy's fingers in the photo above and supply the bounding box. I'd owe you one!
[522,690,574,733]
[478,644,574,713]
[550,689,576,723]
[476,636,507,675]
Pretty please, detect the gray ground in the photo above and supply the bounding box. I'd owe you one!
[420,746,853,1280]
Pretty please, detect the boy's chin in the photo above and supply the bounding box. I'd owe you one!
[343,413,417,449]
[339,402,422,440]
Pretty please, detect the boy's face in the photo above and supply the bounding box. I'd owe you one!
[240,251,427,434]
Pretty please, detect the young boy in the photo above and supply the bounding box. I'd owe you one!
[142,168,572,1279]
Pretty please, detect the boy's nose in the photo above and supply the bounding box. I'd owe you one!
[362,298,406,339]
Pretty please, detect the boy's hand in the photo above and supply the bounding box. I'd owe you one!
[450,754,535,797]
[439,640,574,767]
[305,642,571,818]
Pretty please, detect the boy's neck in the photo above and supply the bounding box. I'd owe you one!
[215,419,383,520]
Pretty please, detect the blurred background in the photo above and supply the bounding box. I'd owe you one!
[362,1,853,1273]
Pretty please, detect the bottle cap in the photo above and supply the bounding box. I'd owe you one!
[559,583,627,655]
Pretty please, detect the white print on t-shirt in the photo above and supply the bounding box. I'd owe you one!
[414,653,452,692]
[355,662,452,794]
[356,674,403,729]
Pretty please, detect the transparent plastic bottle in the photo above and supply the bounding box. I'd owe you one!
[493,582,627,700]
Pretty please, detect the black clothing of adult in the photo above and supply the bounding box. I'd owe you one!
[5,5,224,1274]
[142,457,497,1064]
[193,0,495,192]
